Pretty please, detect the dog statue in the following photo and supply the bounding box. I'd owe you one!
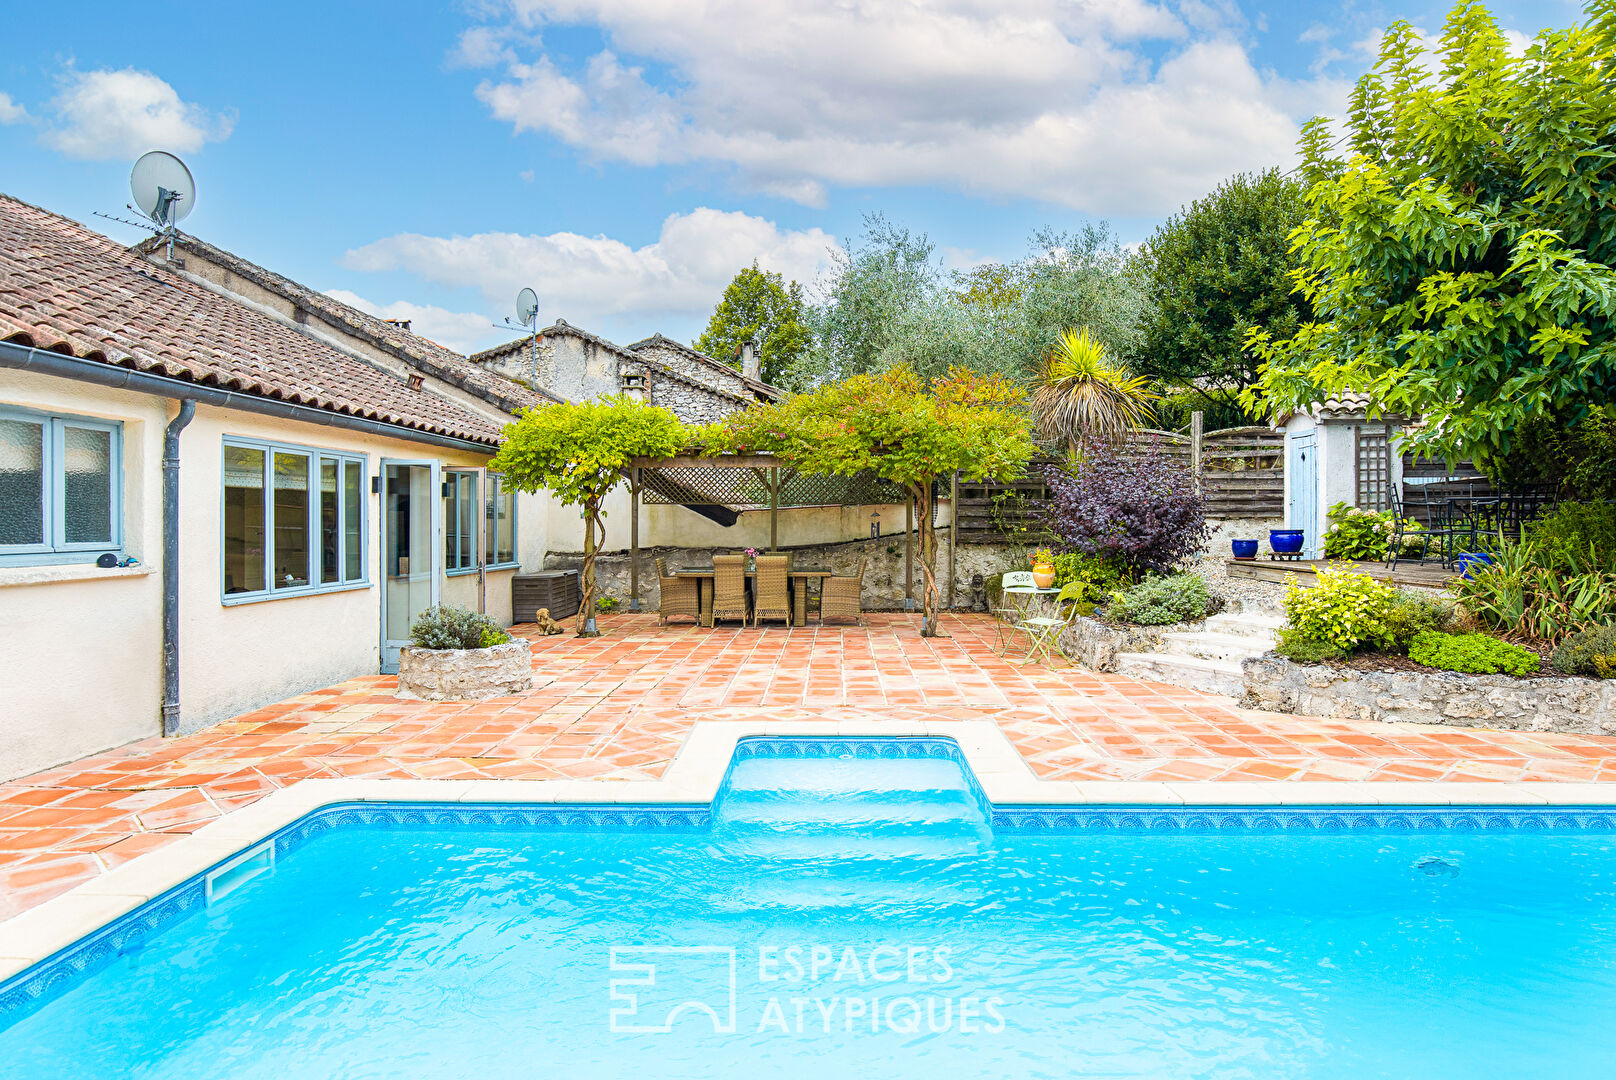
[530,607,566,635]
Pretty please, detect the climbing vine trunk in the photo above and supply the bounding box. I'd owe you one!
[915,480,942,637]
[578,499,601,637]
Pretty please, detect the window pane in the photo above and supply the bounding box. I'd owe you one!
[223,445,266,593]
[62,426,113,544]
[460,476,477,568]
[0,417,44,546]
[320,459,340,584]
[487,475,515,565]
[272,451,310,589]
[344,460,363,581]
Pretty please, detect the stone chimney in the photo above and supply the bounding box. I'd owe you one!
[740,339,761,381]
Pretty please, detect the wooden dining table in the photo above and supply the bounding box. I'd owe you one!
[675,565,835,627]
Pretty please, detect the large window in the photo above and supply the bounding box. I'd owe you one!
[0,407,121,562]
[486,472,516,568]
[444,470,478,573]
[224,438,365,601]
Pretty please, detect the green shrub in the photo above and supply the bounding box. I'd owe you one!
[1453,539,1616,645]
[1052,552,1128,606]
[410,604,512,650]
[1551,624,1616,678]
[1407,631,1540,676]
[1383,589,1454,651]
[1108,572,1209,625]
[1282,569,1396,652]
[1272,628,1348,664]
[1529,500,1616,574]
[596,595,622,613]
[1321,500,1424,561]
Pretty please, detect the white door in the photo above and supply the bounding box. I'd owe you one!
[380,460,440,673]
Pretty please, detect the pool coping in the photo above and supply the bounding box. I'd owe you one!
[4,716,1616,981]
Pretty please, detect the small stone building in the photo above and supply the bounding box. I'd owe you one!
[470,321,781,424]
[1279,396,1406,558]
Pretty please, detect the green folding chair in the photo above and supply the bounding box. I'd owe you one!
[993,571,1038,655]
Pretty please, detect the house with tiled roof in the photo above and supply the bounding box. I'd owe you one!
[0,195,541,779]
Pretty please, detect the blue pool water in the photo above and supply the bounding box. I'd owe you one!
[6,738,1616,1078]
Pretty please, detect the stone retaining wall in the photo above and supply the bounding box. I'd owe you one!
[396,641,534,701]
[1058,615,1203,672]
[1242,655,1616,735]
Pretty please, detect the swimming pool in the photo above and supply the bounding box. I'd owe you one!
[5,736,1616,1078]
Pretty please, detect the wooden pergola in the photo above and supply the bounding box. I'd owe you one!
[624,452,962,614]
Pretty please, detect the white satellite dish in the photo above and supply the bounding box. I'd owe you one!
[130,151,195,229]
[516,287,539,327]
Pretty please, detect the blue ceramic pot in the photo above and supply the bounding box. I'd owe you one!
[1453,552,1494,578]
[1231,539,1259,560]
[1269,529,1305,555]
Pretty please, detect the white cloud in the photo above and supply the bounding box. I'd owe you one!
[463,0,1345,215]
[43,67,233,161]
[0,93,27,125]
[324,290,494,355]
[340,208,836,334]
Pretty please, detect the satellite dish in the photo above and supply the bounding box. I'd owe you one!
[130,151,195,229]
[516,287,539,327]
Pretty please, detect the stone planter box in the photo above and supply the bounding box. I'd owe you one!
[396,641,533,701]
[1242,655,1616,735]
[1058,615,1203,672]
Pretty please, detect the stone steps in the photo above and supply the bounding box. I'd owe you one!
[1114,604,1279,698]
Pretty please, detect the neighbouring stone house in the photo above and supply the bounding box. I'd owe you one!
[470,321,781,424]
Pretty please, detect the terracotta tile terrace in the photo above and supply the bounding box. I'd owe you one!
[4,612,1615,918]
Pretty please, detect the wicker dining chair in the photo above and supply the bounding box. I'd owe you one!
[820,559,865,625]
[753,553,792,627]
[711,553,751,625]
[655,557,701,626]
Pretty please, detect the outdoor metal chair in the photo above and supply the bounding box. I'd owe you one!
[753,553,792,627]
[711,554,750,625]
[993,570,1037,655]
[1388,483,1476,570]
[654,557,700,626]
[820,559,865,625]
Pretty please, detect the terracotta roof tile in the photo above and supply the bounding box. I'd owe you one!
[0,195,503,446]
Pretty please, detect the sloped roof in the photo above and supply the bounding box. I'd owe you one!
[132,231,559,414]
[625,332,784,400]
[470,318,638,367]
[0,195,502,445]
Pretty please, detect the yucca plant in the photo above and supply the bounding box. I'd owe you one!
[1031,328,1158,456]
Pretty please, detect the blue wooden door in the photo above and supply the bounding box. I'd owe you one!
[1287,431,1318,557]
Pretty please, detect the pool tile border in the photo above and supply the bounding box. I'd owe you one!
[3,718,1616,987]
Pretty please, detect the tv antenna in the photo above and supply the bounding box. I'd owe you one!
[502,287,541,389]
[129,150,195,259]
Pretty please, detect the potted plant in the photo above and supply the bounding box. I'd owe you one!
[1031,548,1057,589]
[1231,539,1259,560]
[396,604,532,701]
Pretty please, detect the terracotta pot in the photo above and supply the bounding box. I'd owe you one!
[1032,566,1057,589]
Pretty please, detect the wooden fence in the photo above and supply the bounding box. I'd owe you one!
[954,418,1285,544]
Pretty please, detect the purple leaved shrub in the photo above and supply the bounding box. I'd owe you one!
[1040,438,1209,575]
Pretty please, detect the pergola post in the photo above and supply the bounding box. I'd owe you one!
[905,494,914,610]
[629,467,641,612]
[769,466,779,551]
[948,470,959,611]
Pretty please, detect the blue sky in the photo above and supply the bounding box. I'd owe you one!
[0,0,1583,353]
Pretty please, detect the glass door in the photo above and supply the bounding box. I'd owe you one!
[381,460,439,673]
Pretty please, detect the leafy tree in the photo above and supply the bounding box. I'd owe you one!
[1130,169,1310,410]
[1245,1,1616,463]
[709,366,1035,637]
[490,397,685,636]
[1031,328,1158,454]
[694,261,811,386]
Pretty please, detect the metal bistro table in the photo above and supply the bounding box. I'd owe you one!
[999,584,1066,662]
[676,565,835,627]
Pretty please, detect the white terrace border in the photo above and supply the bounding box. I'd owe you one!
[4,717,1616,981]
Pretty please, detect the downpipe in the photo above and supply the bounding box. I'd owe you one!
[162,399,196,736]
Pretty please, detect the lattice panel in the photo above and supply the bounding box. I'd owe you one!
[640,467,908,508]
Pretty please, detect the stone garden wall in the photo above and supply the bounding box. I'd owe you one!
[396,642,534,701]
[1242,655,1616,736]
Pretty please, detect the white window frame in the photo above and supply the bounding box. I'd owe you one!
[485,471,518,570]
[444,468,480,576]
[221,436,369,605]
[0,405,123,565]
